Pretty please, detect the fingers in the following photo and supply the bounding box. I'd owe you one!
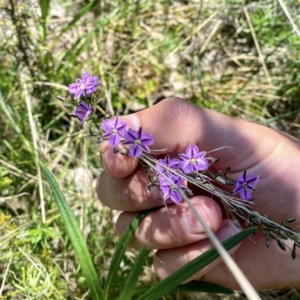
[100,141,139,179]
[153,220,241,283]
[115,196,222,249]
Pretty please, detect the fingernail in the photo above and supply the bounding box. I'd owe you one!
[120,113,140,130]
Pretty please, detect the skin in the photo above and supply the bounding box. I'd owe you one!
[96,97,300,290]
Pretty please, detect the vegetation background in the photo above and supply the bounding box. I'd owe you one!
[0,0,300,299]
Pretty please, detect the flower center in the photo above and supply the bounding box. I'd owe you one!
[79,83,85,89]
[112,128,117,135]
[190,158,195,165]
[134,139,141,147]
[242,182,249,189]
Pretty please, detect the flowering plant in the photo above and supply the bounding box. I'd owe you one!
[67,71,300,256]
[51,72,300,299]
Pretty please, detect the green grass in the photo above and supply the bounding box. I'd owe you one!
[0,0,300,299]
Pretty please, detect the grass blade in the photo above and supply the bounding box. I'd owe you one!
[58,0,101,37]
[104,209,156,300]
[219,81,250,114]
[118,247,149,300]
[38,0,50,22]
[176,281,233,294]
[137,227,257,300]
[40,162,103,300]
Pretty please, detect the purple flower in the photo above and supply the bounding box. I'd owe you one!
[232,170,260,201]
[179,145,208,174]
[100,116,127,147]
[159,175,187,204]
[68,73,100,99]
[156,154,181,177]
[85,74,100,94]
[75,102,93,124]
[123,127,154,158]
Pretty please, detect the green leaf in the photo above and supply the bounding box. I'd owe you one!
[104,209,156,300]
[176,281,233,294]
[137,227,257,300]
[118,247,149,300]
[38,0,50,22]
[219,81,251,114]
[58,0,101,37]
[40,162,103,300]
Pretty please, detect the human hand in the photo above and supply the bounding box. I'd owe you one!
[97,97,300,290]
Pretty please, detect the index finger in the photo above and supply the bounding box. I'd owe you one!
[100,97,279,178]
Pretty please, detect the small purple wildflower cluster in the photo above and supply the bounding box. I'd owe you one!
[155,145,209,204]
[99,116,260,203]
[68,73,100,100]
[100,117,154,158]
[68,72,100,124]
[66,74,260,203]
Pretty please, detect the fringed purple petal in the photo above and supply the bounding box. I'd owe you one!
[137,127,143,139]
[102,132,112,138]
[170,191,183,203]
[128,145,142,158]
[178,153,189,160]
[109,134,121,147]
[80,112,90,124]
[194,158,208,171]
[194,151,206,159]
[169,158,181,169]
[141,144,150,153]
[246,185,256,192]
[82,73,91,85]
[232,185,243,194]
[181,160,192,174]
[68,83,79,94]
[101,119,115,132]
[140,133,154,146]
[86,76,100,93]
[114,117,127,136]
[162,193,170,201]
[125,129,139,142]
[246,174,260,185]
[74,89,83,99]
[75,102,92,124]
[185,145,199,158]
[240,188,252,200]
[242,170,247,181]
